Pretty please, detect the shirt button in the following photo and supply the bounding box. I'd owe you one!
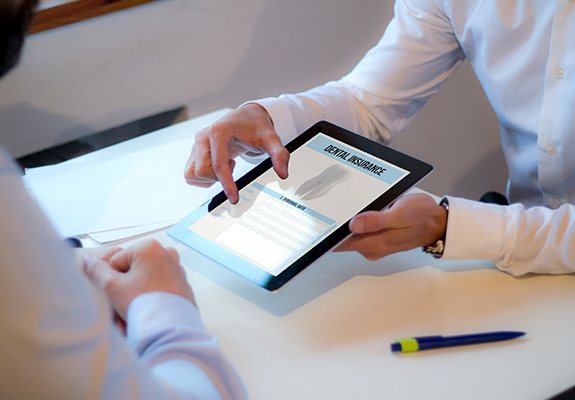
[547,198,561,208]
[544,142,556,155]
[554,199,564,208]
[553,67,564,79]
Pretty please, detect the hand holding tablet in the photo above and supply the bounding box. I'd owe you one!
[172,121,433,290]
[335,193,447,260]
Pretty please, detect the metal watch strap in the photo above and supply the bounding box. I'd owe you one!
[422,197,449,259]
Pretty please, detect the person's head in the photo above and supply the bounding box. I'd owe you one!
[0,0,38,78]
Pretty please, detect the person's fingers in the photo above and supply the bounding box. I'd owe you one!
[209,131,238,203]
[79,247,122,263]
[349,210,399,234]
[186,135,217,185]
[191,180,214,188]
[165,247,180,264]
[184,142,203,183]
[110,240,169,273]
[184,161,213,188]
[334,230,402,259]
[109,249,135,273]
[76,247,121,269]
[333,233,376,253]
[260,133,289,179]
[113,312,127,336]
[83,254,122,291]
[101,247,122,262]
[194,151,218,182]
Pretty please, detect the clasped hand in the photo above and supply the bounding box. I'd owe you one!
[80,240,195,321]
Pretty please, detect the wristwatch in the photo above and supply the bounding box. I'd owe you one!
[422,197,449,258]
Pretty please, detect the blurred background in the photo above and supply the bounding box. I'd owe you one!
[0,0,506,199]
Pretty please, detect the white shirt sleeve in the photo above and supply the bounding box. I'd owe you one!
[245,0,575,276]
[0,152,246,400]
[443,197,575,276]
[252,0,464,145]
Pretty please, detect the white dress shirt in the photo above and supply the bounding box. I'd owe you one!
[252,0,575,275]
[0,149,246,399]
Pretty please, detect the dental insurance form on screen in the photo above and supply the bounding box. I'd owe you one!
[187,133,409,276]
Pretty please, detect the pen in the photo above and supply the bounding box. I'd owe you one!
[391,331,525,353]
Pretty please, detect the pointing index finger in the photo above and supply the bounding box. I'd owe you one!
[209,131,238,204]
[261,134,289,179]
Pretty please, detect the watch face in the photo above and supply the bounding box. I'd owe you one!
[439,197,450,210]
[423,239,444,256]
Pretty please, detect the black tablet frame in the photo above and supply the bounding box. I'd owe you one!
[169,121,433,291]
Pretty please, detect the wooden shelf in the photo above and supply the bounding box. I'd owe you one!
[30,0,155,34]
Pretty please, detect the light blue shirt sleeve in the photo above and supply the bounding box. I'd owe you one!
[0,150,246,400]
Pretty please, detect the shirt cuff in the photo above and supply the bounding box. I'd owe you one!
[126,292,204,355]
[442,196,508,263]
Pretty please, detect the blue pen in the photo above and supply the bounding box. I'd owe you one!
[391,331,525,353]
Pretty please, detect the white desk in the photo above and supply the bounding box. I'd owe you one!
[79,109,575,400]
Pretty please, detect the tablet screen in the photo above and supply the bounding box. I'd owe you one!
[186,133,409,276]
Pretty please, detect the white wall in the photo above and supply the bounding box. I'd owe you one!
[0,0,506,198]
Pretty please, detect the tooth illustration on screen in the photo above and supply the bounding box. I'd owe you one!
[295,164,350,200]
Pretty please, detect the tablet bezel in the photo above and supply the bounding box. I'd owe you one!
[168,121,433,291]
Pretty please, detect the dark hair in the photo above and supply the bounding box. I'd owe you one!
[0,0,38,78]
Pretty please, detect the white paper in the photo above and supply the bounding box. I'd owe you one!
[24,137,254,236]
[88,219,179,243]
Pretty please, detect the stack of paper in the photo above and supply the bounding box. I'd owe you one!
[24,136,253,243]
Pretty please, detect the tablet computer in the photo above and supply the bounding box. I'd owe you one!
[168,121,432,291]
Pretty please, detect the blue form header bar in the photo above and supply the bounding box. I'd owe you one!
[306,134,408,185]
[252,182,335,226]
